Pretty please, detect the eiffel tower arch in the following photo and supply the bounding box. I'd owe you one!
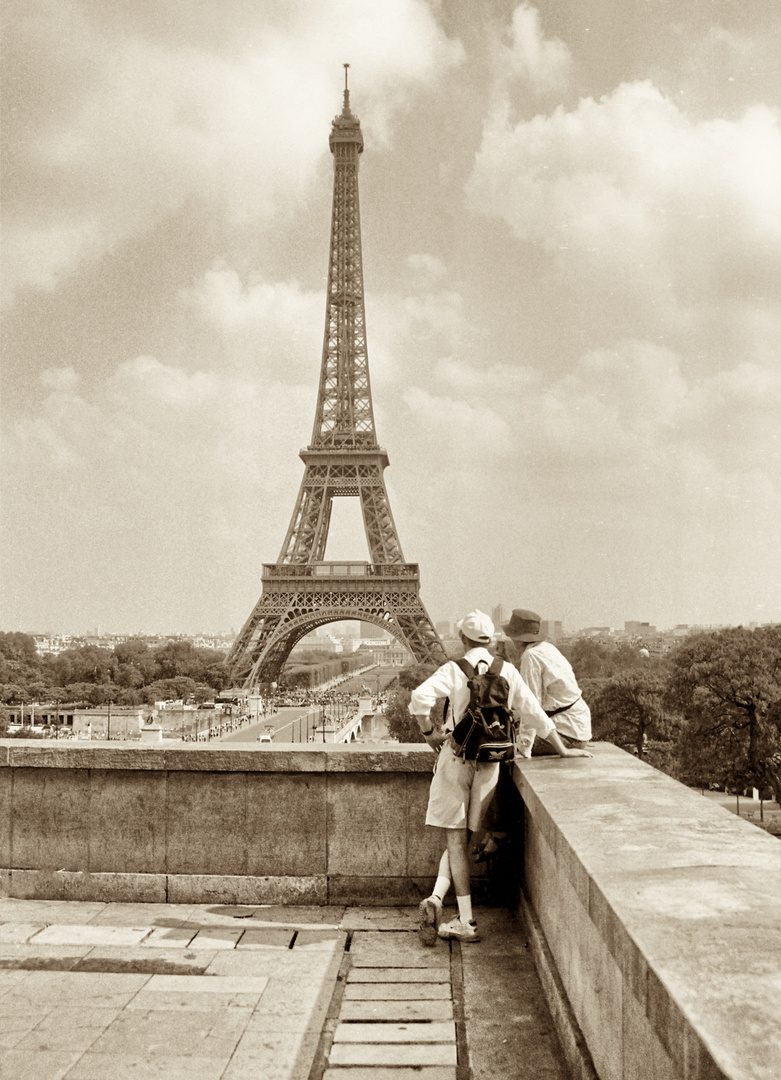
[227,68,446,689]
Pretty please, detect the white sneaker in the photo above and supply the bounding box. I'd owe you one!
[437,916,480,942]
[418,896,443,947]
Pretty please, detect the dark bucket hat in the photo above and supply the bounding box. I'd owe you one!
[502,609,545,642]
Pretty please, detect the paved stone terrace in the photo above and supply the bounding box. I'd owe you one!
[0,900,568,1080]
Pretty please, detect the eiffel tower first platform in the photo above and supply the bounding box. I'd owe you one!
[227,69,446,689]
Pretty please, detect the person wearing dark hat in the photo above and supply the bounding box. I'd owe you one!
[502,609,591,755]
[409,609,590,945]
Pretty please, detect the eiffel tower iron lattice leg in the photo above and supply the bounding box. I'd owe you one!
[227,70,445,689]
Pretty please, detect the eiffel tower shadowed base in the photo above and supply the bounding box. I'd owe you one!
[227,70,445,688]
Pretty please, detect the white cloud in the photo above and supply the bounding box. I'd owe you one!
[463,337,780,485]
[406,253,448,285]
[3,349,313,628]
[403,386,510,457]
[467,81,781,303]
[3,0,461,306]
[182,264,325,379]
[502,4,571,95]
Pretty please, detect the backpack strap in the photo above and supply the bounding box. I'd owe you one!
[455,657,475,679]
[487,655,503,676]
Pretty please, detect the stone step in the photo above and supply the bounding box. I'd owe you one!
[341,999,453,1021]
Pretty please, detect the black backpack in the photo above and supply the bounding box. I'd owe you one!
[450,656,515,762]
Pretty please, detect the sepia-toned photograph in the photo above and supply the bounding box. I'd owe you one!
[2,3,779,1078]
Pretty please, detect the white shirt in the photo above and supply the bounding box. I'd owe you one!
[519,641,591,742]
[408,647,555,738]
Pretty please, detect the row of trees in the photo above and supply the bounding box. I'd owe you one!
[0,633,231,709]
[384,626,781,806]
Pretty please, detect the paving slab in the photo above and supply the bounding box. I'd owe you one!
[86,1007,251,1058]
[71,946,218,976]
[341,908,420,931]
[347,966,450,983]
[87,903,198,927]
[350,949,449,969]
[0,969,33,997]
[350,931,450,968]
[247,904,346,927]
[0,900,106,923]
[30,924,152,947]
[0,1011,53,1050]
[236,927,295,949]
[222,1028,315,1080]
[140,926,198,947]
[190,927,245,949]
[344,982,452,1001]
[0,1047,83,1078]
[295,929,346,950]
[64,1051,230,1079]
[334,1021,456,1043]
[205,942,339,978]
[340,999,454,1021]
[0,923,46,943]
[14,1007,120,1054]
[328,1043,458,1067]
[324,1069,456,1080]
[0,970,150,1010]
[144,973,268,995]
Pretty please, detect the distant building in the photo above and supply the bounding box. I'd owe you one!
[435,620,455,638]
[540,620,563,642]
[4,704,77,727]
[33,636,75,656]
[625,621,656,636]
[371,644,410,666]
[491,605,506,631]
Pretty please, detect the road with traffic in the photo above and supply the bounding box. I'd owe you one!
[219,666,400,745]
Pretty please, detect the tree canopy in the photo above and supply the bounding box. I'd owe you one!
[667,626,781,802]
[0,633,231,709]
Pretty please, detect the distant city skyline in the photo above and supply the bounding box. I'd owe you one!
[3,2,779,636]
[20,610,768,644]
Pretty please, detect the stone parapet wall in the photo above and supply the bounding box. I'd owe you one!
[3,738,778,1080]
[0,741,444,906]
[514,744,780,1080]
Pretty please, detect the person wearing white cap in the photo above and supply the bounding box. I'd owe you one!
[409,609,591,944]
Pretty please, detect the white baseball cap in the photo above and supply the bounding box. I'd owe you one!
[456,610,494,644]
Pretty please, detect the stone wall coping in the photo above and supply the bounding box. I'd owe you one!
[514,743,781,1080]
[0,739,436,773]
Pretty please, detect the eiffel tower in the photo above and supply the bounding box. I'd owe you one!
[227,68,446,689]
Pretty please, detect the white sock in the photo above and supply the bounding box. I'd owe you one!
[433,876,450,903]
[456,895,473,924]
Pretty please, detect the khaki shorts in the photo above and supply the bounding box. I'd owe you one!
[425,741,501,831]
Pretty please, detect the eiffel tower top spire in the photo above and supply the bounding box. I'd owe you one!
[342,61,352,115]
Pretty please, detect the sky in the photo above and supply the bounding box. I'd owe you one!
[2,0,779,638]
